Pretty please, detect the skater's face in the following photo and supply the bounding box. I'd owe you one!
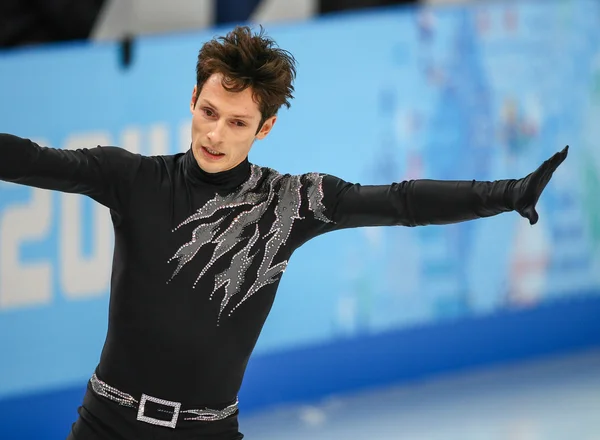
[190,73,276,173]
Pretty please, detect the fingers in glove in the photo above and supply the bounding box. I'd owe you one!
[549,145,569,169]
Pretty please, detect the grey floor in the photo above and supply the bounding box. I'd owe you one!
[239,348,600,440]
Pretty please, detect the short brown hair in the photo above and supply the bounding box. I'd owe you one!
[196,25,297,129]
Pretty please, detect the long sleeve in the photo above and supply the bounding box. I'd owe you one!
[0,133,142,213]
[308,147,567,233]
[319,175,518,230]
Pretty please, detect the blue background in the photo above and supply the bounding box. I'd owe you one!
[2,0,600,438]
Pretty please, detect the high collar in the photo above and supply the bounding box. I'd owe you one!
[182,147,251,190]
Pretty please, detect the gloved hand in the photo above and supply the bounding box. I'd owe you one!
[512,146,569,225]
[326,145,570,229]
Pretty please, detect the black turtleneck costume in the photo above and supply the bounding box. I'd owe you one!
[0,133,567,439]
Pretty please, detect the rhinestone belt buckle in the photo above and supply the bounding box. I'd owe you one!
[137,393,182,429]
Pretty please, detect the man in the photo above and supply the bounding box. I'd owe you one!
[0,25,568,439]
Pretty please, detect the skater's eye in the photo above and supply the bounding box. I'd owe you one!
[232,120,246,127]
[203,107,216,118]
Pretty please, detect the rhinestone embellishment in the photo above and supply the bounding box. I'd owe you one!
[168,168,332,320]
[90,372,138,408]
[137,394,181,429]
[89,373,239,428]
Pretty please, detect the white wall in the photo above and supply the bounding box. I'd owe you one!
[91,0,317,41]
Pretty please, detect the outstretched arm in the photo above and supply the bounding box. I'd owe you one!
[320,147,568,230]
[0,133,142,212]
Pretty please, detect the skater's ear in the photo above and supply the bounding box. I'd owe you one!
[255,116,276,140]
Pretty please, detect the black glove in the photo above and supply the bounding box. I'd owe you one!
[323,146,570,229]
[511,146,569,225]
[378,146,570,227]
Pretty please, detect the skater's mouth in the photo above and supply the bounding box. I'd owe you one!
[201,146,225,160]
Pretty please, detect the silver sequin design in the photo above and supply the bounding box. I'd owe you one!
[214,224,261,321]
[305,173,333,224]
[90,373,239,425]
[197,172,284,292]
[91,372,138,408]
[168,169,331,320]
[172,165,264,230]
[228,174,304,316]
[167,217,226,281]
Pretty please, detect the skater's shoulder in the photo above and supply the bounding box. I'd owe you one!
[249,162,331,191]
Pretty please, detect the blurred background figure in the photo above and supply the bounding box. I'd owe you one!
[0,0,106,48]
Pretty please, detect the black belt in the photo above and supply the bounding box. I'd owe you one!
[89,373,239,429]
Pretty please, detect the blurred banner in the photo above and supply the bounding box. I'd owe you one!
[2,0,600,438]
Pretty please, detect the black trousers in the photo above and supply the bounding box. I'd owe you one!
[66,382,244,440]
